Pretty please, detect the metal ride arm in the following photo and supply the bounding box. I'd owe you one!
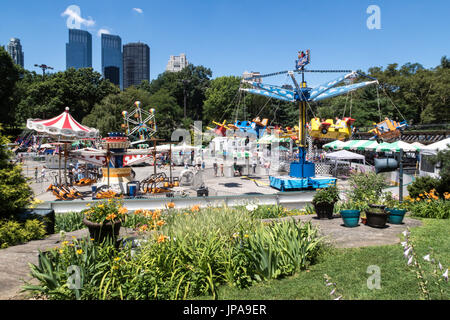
[312,80,378,102]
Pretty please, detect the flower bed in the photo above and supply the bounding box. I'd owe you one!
[24,204,323,300]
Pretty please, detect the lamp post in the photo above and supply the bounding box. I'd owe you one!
[34,64,54,80]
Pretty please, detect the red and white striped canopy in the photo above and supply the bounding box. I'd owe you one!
[27,107,99,139]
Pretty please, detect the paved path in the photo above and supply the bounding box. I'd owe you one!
[0,215,421,300]
[264,215,422,248]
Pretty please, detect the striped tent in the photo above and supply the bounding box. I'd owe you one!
[374,141,421,153]
[323,140,346,150]
[257,134,290,144]
[27,107,99,139]
[342,140,380,151]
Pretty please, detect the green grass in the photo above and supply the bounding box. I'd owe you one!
[196,218,450,300]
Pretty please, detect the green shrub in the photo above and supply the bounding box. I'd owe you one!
[243,219,322,281]
[407,176,440,199]
[408,200,450,219]
[347,172,387,203]
[55,212,85,233]
[0,219,46,248]
[312,185,340,205]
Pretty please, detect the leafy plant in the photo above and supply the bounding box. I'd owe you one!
[347,172,387,203]
[55,212,85,233]
[312,185,340,205]
[243,219,322,281]
[84,199,128,224]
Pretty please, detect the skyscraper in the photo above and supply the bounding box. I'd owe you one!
[7,38,24,67]
[123,42,150,89]
[102,34,122,88]
[166,53,188,72]
[66,29,92,70]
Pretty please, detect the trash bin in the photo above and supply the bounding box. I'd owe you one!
[127,182,138,197]
[16,208,55,235]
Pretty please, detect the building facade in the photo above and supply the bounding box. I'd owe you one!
[123,42,150,89]
[66,29,92,70]
[166,53,188,72]
[7,38,24,67]
[101,34,122,88]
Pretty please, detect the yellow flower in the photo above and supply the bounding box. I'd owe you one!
[98,204,105,209]
[62,241,69,246]
[427,199,431,203]
[419,194,423,197]
[244,234,249,238]
[59,249,64,254]
[112,266,119,270]
[416,198,420,201]
[86,203,91,207]
[114,257,120,262]
[90,238,95,241]
[76,249,83,255]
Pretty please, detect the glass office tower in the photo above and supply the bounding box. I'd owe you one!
[66,29,92,70]
[123,42,150,89]
[102,34,122,88]
[7,38,24,67]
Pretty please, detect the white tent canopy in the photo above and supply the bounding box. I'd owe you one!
[421,138,450,155]
[325,150,365,161]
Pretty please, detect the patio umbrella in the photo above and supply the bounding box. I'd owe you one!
[342,140,380,151]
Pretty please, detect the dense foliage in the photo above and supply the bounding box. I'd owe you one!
[0,219,46,249]
[0,126,33,219]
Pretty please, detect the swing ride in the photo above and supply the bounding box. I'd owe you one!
[240,50,378,190]
[369,117,408,142]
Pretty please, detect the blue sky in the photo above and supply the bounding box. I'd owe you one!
[1,0,449,86]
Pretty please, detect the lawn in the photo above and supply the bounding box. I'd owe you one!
[199,218,450,300]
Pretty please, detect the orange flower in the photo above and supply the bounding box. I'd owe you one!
[154,209,162,215]
[106,213,117,221]
[118,207,128,215]
[157,220,166,227]
[191,205,200,212]
[134,209,143,215]
[157,235,167,243]
[166,202,175,209]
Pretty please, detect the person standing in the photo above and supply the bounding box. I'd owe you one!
[252,157,257,174]
[35,167,38,182]
[41,166,46,182]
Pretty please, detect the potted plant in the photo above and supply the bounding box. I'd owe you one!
[312,185,340,219]
[365,193,390,228]
[83,198,128,243]
[383,192,407,224]
[339,200,366,227]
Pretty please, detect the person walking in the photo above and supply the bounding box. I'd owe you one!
[41,166,46,182]
[220,162,224,177]
[213,159,218,177]
[35,167,38,182]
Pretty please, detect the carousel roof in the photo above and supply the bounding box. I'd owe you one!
[27,107,99,139]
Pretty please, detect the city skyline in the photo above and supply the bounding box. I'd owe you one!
[1,1,449,87]
[66,29,92,70]
[123,42,150,89]
[101,33,122,88]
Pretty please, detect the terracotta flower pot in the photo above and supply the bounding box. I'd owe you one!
[83,218,122,243]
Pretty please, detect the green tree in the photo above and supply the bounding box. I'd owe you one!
[0,47,20,129]
[15,68,119,126]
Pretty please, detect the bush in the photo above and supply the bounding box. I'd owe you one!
[347,172,387,203]
[0,219,47,248]
[407,176,440,199]
[312,185,340,205]
[407,199,450,219]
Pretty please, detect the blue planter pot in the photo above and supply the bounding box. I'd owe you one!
[386,208,407,224]
[340,210,361,227]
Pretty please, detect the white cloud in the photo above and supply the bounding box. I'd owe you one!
[62,5,96,28]
[97,28,111,37]
[133,8,144,14]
